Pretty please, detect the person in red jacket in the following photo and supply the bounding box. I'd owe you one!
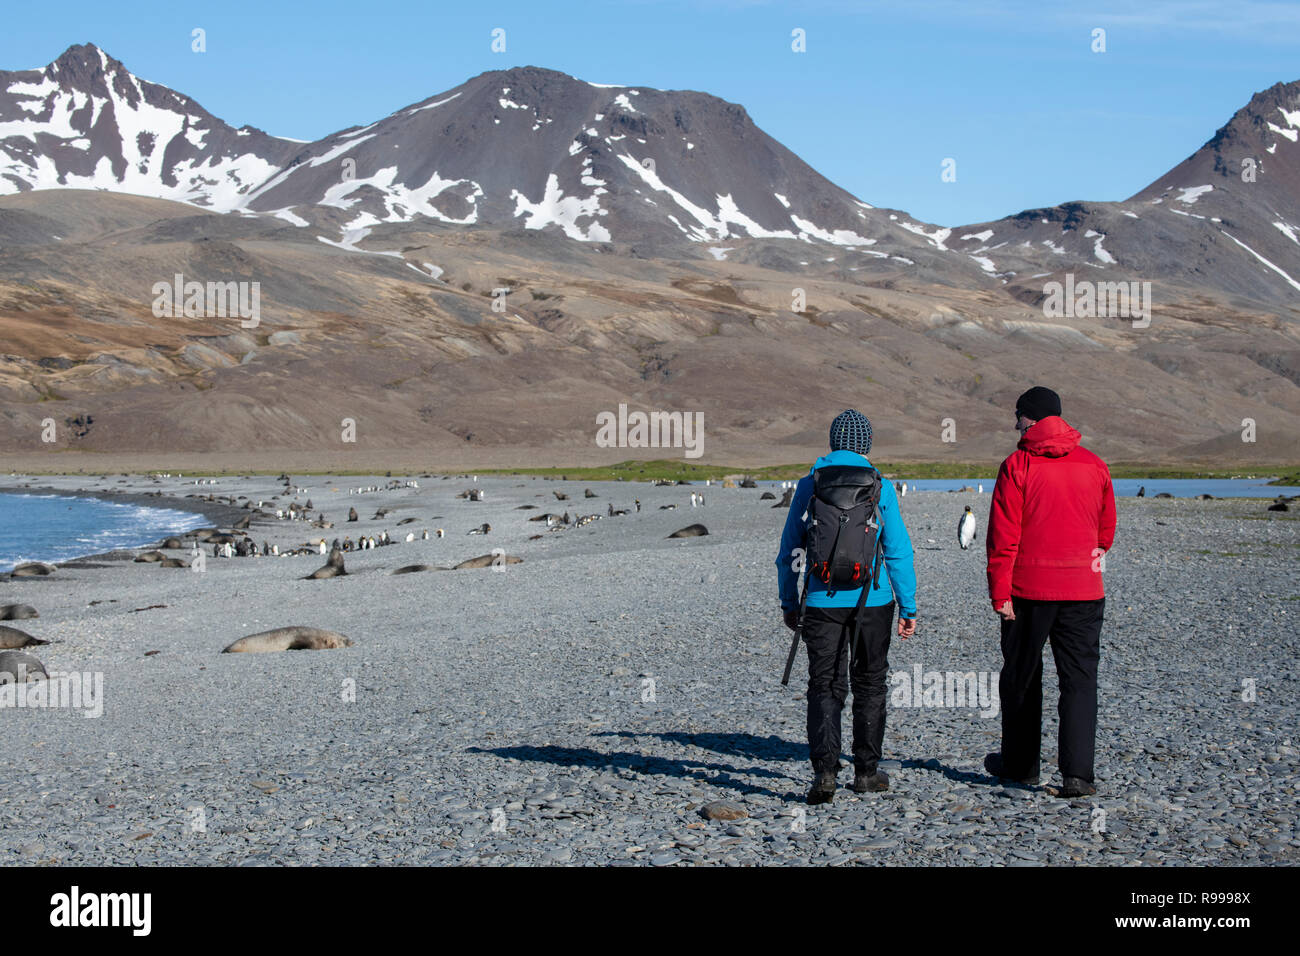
[984,387,1116,798]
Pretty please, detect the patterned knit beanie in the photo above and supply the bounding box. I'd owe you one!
[829,409,873,456]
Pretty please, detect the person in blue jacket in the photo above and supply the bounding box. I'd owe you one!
[776,409,918,803]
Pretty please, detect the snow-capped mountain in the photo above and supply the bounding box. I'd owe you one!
[0,45,935,257]
[0,44,300,211]
[949,80,1300,305]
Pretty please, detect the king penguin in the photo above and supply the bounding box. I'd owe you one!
[958,506,976,550]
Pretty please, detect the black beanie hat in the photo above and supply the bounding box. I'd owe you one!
[1015,386,1062,421]
[829,409,873,455]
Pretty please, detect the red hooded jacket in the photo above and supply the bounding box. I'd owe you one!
[986,416,1116,608]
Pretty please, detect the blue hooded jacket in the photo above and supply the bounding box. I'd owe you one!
[775,449,917,617]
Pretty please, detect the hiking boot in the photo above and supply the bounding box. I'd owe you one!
[984,752,1039,786]
[806,770,837,805]
[1057,776,1097,798]
[851,769,889,793]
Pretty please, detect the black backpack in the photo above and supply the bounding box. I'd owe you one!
[802,464,885,606]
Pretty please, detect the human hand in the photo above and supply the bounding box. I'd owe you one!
[783,609,799,631]
[898,617,916,639]
[996,601,1015,621]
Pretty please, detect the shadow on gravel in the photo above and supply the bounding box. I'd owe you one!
[466,744,794,800]
[897,757,1014,789]
[469,741,1019,801]
[593,739,1027,791]
[595,731,806,762]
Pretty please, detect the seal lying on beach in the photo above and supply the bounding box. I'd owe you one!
[392,564,441,574]
[10,562,56,577]
[668,524,709,538]
[221,627,354,653]
[134,550,166,563]
[0,605,38,621]
[304,548,347,579]
[0,650,47,681]
[0,625,49,649]
[454,553,524,570]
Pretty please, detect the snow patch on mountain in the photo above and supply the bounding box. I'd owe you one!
[1175,184,1213,203]
[1221,229,1300,292]
[897,221,951,250]
[405,93,462,115]
[510,173,610,242]
[319,167,482,225]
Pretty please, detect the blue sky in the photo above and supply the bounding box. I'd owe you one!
[3,0,1298,226]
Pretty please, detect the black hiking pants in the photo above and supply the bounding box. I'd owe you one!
[998,597,1105,782]
[803,602,895,775]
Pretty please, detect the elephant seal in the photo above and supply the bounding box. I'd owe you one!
[159,557,191,568]
[10,562,56,577]
[760,491,776,500]
[135,550,166,563]
[454,554,524,570]
[161,537,185,550]
[221,627,353,653]
[668,524,709,538]
[393,564,442,574]
[304,548,347,579]
[0,625,49,648]
[397,517,417,525]
[0,605,38,621]
[0,650,47,681]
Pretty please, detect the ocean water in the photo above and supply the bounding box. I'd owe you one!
[0,493,208,572]
[761,477,1299,498]
[893,478,1298,498]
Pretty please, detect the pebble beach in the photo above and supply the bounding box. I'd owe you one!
[0,472,1295,866]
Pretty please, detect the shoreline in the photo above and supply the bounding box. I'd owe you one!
[0,484,249,569]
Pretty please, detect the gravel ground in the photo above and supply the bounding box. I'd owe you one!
[0,472,1295,866]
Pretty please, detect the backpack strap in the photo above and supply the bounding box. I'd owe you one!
[870,503,885,590]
